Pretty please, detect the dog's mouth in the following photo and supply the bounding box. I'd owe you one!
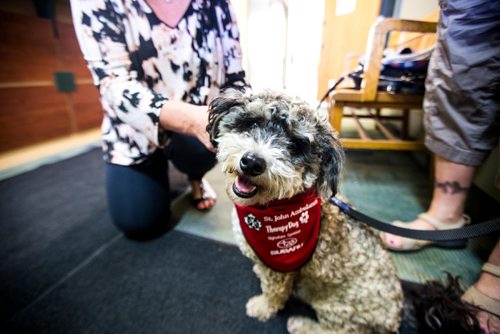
[232,175,258,198]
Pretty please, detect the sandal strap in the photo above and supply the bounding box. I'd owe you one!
[200,178,217,201]
[462,285,500,318]
[417,213,470,230]
[482,262,500,278]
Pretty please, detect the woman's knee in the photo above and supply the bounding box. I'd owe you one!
[166,133,217,178]
[107,195,171,240]
[106,162,171,240]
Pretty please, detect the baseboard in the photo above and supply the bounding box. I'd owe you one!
[0,128,101,178]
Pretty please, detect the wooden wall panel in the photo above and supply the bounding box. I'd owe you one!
[317,0,381,100]
[0,10,102,154]
[0,87,72,151]
[72,84,103,131]
[56,22,92,79]
[0,11,60,83]
[388,9,438,51]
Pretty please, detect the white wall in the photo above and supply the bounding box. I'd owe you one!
[233,0,439,104]
[246,0,288,92]
[233,0,324,104]
[394,0,438,19]
[284,0,324,104]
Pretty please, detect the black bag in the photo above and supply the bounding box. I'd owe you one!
[350,46,433,95]
[317,47,433,109]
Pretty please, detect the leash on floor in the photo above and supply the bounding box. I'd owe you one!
[329,197,500,241]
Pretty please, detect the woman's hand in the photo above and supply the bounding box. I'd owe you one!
[159,100,215,151]
[188,105,215,151]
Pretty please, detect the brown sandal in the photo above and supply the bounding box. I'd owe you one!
[191,178,217,212]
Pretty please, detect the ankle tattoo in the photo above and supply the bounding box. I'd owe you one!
[435,181,469,194]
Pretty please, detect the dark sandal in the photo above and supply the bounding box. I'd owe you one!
[191,179,217,212]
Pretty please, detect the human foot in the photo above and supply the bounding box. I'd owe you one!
[462,263,500,333]
[382,213,469,251]
[190,178,217,211]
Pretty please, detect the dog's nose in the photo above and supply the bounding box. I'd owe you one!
[240,152,266,176]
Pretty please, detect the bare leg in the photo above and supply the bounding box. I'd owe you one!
[427,156,475,222]
[383,155,475,248]
[383,155,499,331]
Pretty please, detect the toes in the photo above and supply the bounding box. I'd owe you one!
[477,310,500,333]
[196,198,215,210]
[383,233,401,248]
[191,179,217,211]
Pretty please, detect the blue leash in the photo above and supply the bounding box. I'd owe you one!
[329,197,500,241]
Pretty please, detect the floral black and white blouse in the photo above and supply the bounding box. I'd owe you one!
[71,0,247,165]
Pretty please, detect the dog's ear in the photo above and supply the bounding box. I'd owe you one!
[207,89,247,147]
[316,129,344,198]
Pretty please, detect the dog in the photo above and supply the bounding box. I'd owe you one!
[207,89,404,333]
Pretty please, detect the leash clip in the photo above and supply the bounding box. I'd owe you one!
[329,197,351,215]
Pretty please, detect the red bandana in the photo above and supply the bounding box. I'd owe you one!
[234,189,322,272]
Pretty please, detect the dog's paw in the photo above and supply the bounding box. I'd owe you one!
[246,294,279,321]
[252,264,262,275]
[287,316,320,334]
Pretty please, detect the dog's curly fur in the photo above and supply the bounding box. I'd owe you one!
[207,89,404,333]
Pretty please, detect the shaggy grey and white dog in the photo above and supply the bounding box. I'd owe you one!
[207,90,403,333]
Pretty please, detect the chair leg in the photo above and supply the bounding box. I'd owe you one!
[402,109,410,139]
[329,104,344,133]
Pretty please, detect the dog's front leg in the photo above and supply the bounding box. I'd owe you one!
[246,263,296,321]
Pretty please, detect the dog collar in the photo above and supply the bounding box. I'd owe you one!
[234,189,322,272]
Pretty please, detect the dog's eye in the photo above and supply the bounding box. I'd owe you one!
[289,137,311,155]
[236,116,264,131]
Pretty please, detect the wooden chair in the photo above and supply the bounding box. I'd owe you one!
[328,18,437,150]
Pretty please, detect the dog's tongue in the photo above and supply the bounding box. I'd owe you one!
[235,176,256,194]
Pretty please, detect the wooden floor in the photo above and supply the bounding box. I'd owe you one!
[0,128,101,171]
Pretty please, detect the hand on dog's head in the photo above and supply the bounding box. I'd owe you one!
[207,89,344,206]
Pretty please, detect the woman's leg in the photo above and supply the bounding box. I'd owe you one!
[383,155,476,248]
[106,150,171,239]
[165,133,217,210]
[426,156,475,222]
[383,0,498,249]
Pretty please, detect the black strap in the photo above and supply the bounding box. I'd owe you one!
[316,76,345,110]
[329,197,500,241]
